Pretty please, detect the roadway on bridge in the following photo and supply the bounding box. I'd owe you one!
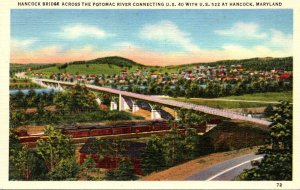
[33,78,272,126]
[186,153,263,181]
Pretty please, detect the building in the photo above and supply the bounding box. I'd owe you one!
[79,138,146,175]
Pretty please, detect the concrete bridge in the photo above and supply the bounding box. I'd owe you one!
[32,78,271,126]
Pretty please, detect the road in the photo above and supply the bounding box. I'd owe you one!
[186,153,263,181]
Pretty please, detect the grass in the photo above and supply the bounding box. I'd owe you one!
[221,91,292,102]
[32,64,139,76]
[166,97,270,109]
[31,63,182,76]
[166,91,292,109]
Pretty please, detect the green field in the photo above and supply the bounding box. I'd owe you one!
[166,91,292,109]
[166,97,270,109]
[32,63,182,76]
[33,63,135,75]
[221,91,293,102]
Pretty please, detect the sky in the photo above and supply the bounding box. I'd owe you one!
[11,9,293,66]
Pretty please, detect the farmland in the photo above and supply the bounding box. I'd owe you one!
[221,91,292,102]
[165,91,292,109]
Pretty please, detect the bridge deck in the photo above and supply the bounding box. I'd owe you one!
[34,78,272,126]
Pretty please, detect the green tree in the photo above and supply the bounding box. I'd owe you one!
[81,155,97,172]
[9,132,48,180]
[163,127,185,166]
[10,110,27,128]
[105,159,138,180]
[36,126,75,173]
[48,158,80,180]
[141,136,165,175]
[184,128,200,159]
[53,92,69,113]
[264,104,274,118]
[68,84,98,112]
[240,101,292,180]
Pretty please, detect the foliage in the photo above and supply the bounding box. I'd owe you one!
[204,121,269,151]
[240,101,292,180]
[184,128,201,159]
[54,84,98,113]
[36,126,76,173]
[264,104,274,118]
[141,136,166,175]
[81,155,97,171]
[104,159,138,181]
[9,132,48,180]
[9,87,138,128]
[48,158,80,180]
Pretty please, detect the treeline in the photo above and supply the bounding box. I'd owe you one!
[10,83,42,90]
[9,85,135,128]
[140,120,268,175]
[10,126,81,180]
[10,63,56,76]
[126,77,292,98]
[186,57,293,71]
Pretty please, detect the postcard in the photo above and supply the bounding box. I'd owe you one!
[0,0,299,189]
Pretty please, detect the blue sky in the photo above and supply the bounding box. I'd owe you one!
[11,9,293,65]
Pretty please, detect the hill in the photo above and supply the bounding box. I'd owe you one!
[166,56,293,71]
[23,56,145,76]
[15,56,292,76]
[68,56,143,68]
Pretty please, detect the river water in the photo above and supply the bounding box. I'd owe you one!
[10,88,56,95]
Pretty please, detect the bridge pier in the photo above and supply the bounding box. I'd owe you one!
[151,109,162,120]
[119,94,130,111]
[57,83,64,91]
[110,101,118,111]
[95,98,102,105]
[132,103,140,113]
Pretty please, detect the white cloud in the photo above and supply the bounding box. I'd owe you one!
[11,38,37,49]
[221,43,291,59]
[270,29,292,50]
[56,23,110,39]
[215,22,267,39]
[113,41,140,50]
[139,20,200,52]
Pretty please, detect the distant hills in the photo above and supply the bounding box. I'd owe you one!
[69,56,142,67]
[169,56,293,71]
[11,56,293,76]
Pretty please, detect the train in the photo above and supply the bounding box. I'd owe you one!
[17,119,222,143]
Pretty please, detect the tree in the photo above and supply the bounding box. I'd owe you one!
[105,159,138,180]
[36,126,76,173]
[264,104,274,118]
[9,132,48,180]
[10,110,27,128]
[9,140,31,180]
[184,128,200,159]
[141,136,165,175]
[81,155,97,172]
[68,84,98,112]
[163,127,185,166]
[48,158,80,180]
[240,101,292,180]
